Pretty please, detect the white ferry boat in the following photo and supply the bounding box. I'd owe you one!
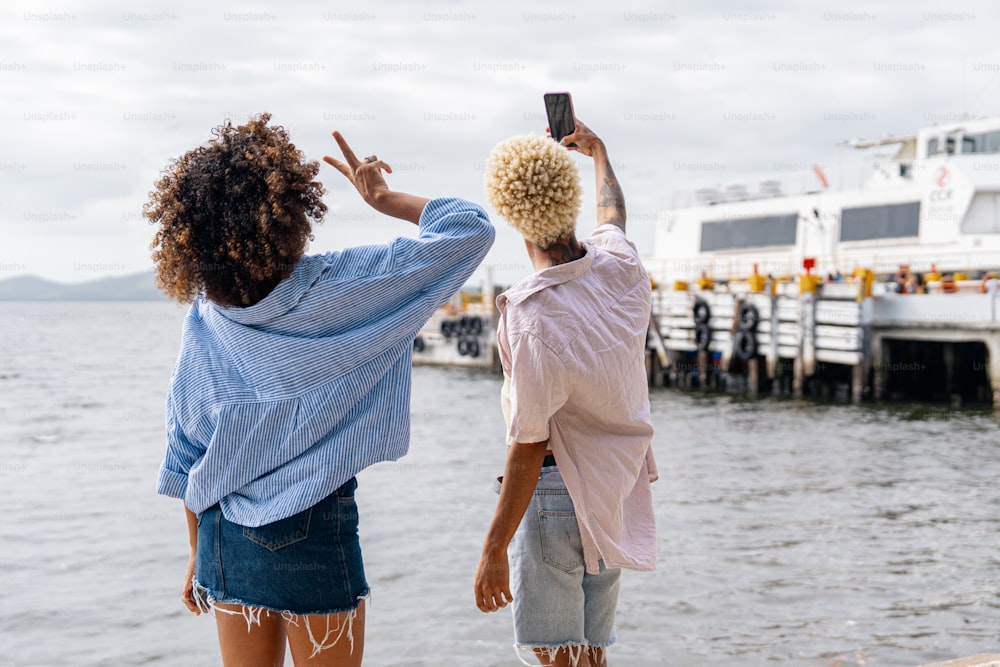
[642,117,1000,405]
[645,116,1000,284]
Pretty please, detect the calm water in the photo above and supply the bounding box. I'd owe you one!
[1,302,998,666]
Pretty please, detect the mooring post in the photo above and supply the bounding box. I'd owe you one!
[853,296,874,403]
[851,363,866,404]
[984,334,1000,407]
[793,290,815,397]
[767,285,779,380]
[871,333,887,401]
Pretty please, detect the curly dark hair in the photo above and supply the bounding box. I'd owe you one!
[144,113,327,307]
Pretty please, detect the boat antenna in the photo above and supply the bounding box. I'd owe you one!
[813,164,829,189]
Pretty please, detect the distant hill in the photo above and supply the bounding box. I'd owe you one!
[0,272,166,301]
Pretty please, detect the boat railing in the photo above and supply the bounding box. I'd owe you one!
[643,250,1000,288]
[668,166,850,208]
[872,291,1000,325]
[665,151,941,209]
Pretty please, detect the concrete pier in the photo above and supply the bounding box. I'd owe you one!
[648,280,1000,405]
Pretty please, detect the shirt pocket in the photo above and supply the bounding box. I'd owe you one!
[242,507,312,552]
[536,509,584,573]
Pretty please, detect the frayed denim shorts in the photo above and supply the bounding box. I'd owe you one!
[194,477,369,615]
[499,466,621,664]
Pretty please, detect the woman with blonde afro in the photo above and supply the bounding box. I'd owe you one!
[475,118,659,667]
[483,132,583,250]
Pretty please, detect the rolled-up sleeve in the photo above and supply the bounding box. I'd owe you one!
[155,392,204,500]
[506,332,569,444]
[385,197,495,314]
[645,445,659,483]
[590,224,646,275]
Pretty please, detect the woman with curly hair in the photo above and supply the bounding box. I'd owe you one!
[146,113,494,666]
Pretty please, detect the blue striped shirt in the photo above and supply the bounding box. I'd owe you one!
[155,198,494,526]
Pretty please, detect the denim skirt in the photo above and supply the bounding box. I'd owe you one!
[194,477,369,615]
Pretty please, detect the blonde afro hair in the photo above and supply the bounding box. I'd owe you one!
[483,134,582,248]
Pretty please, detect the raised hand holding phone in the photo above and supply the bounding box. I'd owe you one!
[558,119,604,157]
[555,114,626,233]
[543,92,577,147]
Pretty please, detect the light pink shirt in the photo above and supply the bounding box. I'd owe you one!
[498,224,658,574]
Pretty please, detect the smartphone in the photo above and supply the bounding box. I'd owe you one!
[543,92,576,145]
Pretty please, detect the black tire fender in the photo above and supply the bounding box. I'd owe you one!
[733,329,757,361]
[695,323,712,351]
[693,299,711,324]
[739,303,759,332]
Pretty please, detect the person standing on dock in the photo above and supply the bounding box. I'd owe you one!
[146,114,494,666]
[980,272,998,294]
[475,120,658,666]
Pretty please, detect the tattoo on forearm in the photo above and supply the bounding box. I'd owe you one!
[597,158,626,230]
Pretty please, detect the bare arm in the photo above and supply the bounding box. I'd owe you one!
[560,119,627,234]
[474,440,549,612]
[324,131,430,225]
[185,505,198,550]
[592,143,626,233]
[181,504,201,614]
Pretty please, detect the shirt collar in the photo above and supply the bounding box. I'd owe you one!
[206,255,323,326]
[498,240,595,308]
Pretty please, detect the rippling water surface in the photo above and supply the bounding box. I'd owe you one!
[1,302,998,666]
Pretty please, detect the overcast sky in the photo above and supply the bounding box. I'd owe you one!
[2,0,999,287]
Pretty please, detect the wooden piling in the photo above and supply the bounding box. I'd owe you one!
[697,349,709,389]
[747,357,760,397]
[792,357,805,397]
[850,363,866,404]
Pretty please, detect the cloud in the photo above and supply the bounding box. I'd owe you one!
[1,0,999,286]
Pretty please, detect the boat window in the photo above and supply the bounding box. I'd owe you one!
[986,131,1000,153]
[840,202,920,242]
[700,213,798,251]
[961,193,1000,234]
[927,138,938,156]
[959,131,1000,154]
[946,137,956,154]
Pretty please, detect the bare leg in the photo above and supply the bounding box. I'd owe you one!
[587,646,607,667]
[532,645,599,667]
[214,602,287,667]
[286,599,366,667]
[533,647,571,666]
